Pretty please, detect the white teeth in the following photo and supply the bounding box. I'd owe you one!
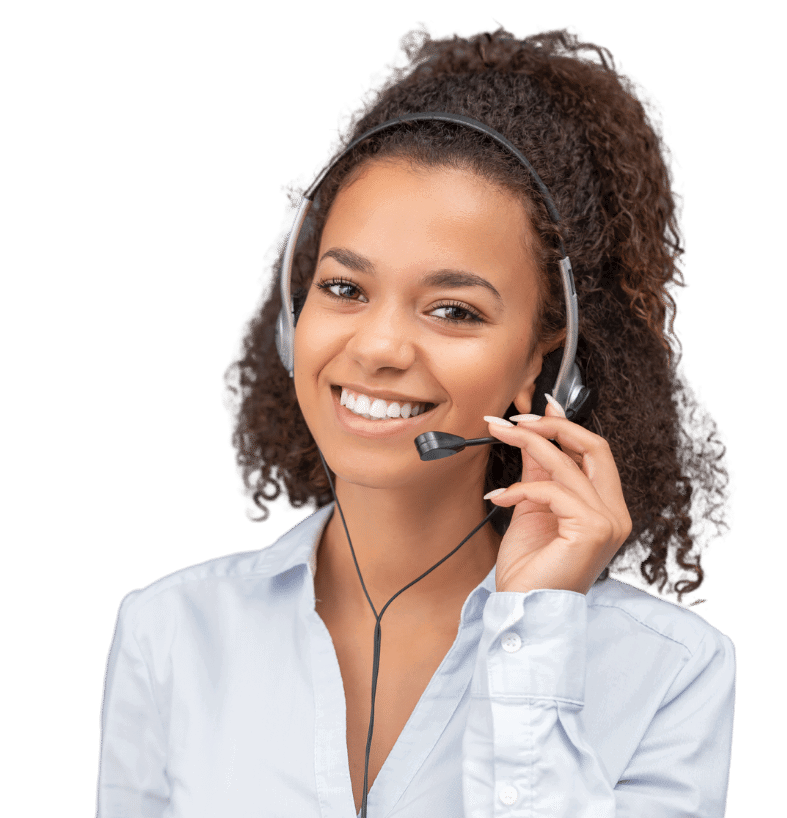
[369,398,387,419]
[338,388,430,420]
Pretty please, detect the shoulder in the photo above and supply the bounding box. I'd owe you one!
[588,576,733,653]
[114,505,333,634]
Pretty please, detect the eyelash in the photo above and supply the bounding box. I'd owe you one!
[313,277,485,325]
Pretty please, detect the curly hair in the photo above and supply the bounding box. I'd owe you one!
[224,28,728,605]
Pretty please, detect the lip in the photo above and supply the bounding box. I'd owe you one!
[331,386,438,439]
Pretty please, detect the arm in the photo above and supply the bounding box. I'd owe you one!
[96,592,170,818]
[462,589,735,817]
[616,620,735,816]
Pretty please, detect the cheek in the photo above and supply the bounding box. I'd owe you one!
[293,304,338,377]
[292,311,329,419]
[431,340,525,415]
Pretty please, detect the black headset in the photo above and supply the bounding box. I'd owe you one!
[271,112,596,817]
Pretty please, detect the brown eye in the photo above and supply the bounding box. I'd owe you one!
[431,302,484,325]
[314,278,367,302]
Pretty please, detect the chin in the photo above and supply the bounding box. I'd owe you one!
[321,447,420,490]
[321,439,489,497]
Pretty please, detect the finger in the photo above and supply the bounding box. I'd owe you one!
[486,419,599,504]
[486,480,619,546]
[513,393,580,465]
[544,392,567,419]
[500,416,627,516]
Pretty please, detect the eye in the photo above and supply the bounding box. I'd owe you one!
[430,301,484,325]
[314,277,367,302]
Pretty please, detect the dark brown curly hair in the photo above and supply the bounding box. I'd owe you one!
[224,28,728,605]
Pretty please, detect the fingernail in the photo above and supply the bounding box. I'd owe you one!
[544,393,566,418]
[483,415,514,427]
[483,487,507,500]
[509,413,540,423]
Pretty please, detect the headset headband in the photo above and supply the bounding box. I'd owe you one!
[274,112,583,414]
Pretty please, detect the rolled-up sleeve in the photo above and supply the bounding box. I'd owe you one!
[462,589,735,817]
[97,592,171,818]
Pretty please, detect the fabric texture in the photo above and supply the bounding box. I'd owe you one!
[96,504,736,817]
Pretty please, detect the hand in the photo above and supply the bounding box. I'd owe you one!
[484,398,632,595]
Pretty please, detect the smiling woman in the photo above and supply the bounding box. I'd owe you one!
[96,27,735,818]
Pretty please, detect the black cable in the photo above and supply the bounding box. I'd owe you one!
[316,448,501,817]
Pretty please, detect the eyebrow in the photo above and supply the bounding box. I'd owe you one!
[318,247,504,306]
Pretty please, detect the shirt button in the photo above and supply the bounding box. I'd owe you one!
[501,631,521,652]
[499,785,518,805]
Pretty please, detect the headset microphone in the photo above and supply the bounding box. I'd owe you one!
[414,431,498,461]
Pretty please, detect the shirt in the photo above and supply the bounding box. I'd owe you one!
[96,503,736,817]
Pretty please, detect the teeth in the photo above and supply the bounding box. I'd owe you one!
[369,398,387,419]
[339,388,429,421]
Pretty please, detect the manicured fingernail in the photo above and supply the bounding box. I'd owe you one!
[483,488,507,500]
[509,414,540,423]
[484,415,514,427]
[544,393,566,418]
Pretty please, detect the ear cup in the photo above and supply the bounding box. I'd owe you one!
[531,348,596,426]
[565,383,597,424]
[275,289,308,374]
[274,307,293,373]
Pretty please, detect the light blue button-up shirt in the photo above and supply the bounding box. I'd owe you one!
[97,504,735,817]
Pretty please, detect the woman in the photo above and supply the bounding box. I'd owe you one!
[97,28,735,817]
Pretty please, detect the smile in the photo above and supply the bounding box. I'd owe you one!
[339,387,435,420]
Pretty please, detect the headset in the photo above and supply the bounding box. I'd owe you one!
[275,111,595,424]
[272,112,596,817]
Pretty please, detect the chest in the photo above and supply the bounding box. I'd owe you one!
[321,611,460,815]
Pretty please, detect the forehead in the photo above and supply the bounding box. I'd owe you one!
[318,159,540,301]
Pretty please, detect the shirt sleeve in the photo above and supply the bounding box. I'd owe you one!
[96,592,171,818]
[462,589,736,817]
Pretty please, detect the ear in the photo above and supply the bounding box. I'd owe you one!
[512,330,567,415]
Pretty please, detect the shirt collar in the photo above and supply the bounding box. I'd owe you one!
[251,502,497,626]
[251,504,334,579]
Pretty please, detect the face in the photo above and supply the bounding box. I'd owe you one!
[293,158,546,492]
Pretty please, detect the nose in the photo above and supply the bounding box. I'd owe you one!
[343,299,416,374]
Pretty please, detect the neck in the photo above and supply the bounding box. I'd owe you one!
[314,460,501,628]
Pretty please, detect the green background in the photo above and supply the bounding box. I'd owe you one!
[6,0,785,818]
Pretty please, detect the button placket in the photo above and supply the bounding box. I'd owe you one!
[499,631,522,809]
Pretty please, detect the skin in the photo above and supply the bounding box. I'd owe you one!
[292,157,632,810]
